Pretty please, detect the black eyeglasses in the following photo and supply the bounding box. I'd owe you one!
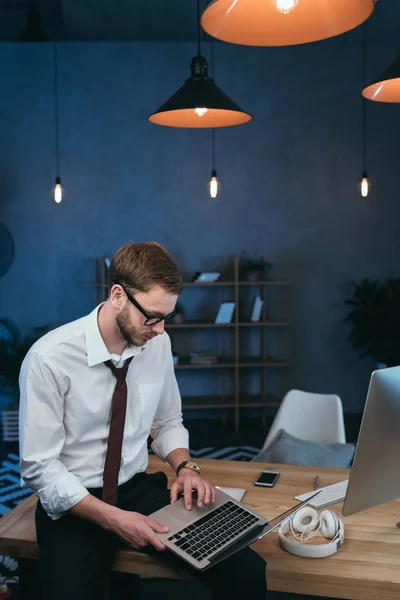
[115,282,177,327]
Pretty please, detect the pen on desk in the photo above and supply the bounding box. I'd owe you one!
[314,475,319,490]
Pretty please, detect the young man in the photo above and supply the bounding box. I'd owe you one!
[19,242,266,599]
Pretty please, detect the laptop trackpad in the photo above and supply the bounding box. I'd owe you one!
[165,499,201,524]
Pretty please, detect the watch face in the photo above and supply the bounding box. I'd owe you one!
[187,461,200,470]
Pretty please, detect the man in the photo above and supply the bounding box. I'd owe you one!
[19,242,266,600]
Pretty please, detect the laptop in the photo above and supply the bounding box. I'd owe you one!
[149,487,320,571]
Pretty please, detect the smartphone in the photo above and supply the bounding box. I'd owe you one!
[254,470,280,488]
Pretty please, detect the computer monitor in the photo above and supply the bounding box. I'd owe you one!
[342,366,400,517]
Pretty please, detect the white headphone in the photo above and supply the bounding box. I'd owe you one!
[278,506,344,559]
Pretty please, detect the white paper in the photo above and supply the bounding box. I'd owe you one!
[216,486,246,502]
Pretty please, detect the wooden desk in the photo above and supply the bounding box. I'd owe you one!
[0,456,399,599]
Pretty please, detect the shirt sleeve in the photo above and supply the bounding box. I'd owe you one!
[150,336,189,461]
[19,351,89,520]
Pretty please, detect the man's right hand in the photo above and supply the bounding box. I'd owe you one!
[70,494,168,552]
[111,509,169,552]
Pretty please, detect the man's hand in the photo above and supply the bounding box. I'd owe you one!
[111,509,168,552]
[170,469,216,510]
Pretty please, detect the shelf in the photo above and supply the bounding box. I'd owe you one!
[174,357,290,369]
[183,281,235,287]
[238,280,289,286]
[167,321,235,329]
[85,254,290,431]
[83,280,289,289]
[183,280,288,287]
[239,321,289,327]
[181,394,281,410]
[167,321,288,328]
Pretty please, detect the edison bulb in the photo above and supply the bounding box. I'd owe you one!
[361,177,369,198]
[360,171,370,198]
[195,107,208,117]
[53,177,64,204]
[275,0,299,14]
[208,169,220,198]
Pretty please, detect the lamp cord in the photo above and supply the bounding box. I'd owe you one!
[210,9,216,171]
[361,24,367,172]
[53,41,60,176]
[212,128,216,170]
[197,0,201,56]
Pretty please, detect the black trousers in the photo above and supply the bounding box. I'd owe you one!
[35,471,267,600]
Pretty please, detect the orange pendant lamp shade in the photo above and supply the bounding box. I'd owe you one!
[148,56,251,128]
[201,0,375,47]
[362,55,400,103]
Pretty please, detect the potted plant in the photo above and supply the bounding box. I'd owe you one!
[239,252,272,281]
[0,318,48,442]
[344,278,400,368]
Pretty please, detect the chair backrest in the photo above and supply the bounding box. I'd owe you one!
[262,389,346,452]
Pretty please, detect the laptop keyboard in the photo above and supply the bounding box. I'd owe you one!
[167,500,260,562]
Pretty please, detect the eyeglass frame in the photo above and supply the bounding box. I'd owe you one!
[114,281,178,327]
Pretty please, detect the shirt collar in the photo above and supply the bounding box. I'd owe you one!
[85,304,145,368]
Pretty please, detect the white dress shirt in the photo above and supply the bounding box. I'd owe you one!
[19,304,189,520]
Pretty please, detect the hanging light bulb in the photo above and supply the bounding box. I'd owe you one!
[275,0,299,15]
[359,26,370,198]
[208,169,220,198]
[195,107,208,117]
[360,171,370,197]
[52,42,65,203]
[201,0,375,47]
[53,176,63,204]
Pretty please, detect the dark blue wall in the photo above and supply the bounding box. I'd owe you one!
[1,34,399,411]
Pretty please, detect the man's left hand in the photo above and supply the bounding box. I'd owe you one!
[170,470,216,510]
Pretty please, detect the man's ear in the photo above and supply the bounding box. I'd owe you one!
[110,284,124,308]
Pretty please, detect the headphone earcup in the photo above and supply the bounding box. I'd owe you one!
[320,510,338,539]
[292,506,319,534]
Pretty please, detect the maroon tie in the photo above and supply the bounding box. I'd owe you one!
[102,357,133,506]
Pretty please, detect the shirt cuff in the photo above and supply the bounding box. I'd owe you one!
[151,426,189,462]
[38,472,90,520]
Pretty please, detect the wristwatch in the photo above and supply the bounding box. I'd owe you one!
[176,460,201,477]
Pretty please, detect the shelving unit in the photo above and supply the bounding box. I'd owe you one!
[83,256,290,431]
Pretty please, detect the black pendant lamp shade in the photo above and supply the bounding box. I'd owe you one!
[148,55,251,128]
[362,54,400,103]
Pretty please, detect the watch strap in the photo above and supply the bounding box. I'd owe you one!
[176,460,200,477]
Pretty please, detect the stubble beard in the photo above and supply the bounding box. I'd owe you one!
[115,305,142,346]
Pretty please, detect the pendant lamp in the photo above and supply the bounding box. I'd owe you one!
[148,0,251,128]
[362,54,400,103]
[201,0,375,47]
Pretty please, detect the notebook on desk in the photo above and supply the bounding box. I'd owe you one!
[149,487,320,571]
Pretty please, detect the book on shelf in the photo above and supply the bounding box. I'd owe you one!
[189,351,218,365]
[251,296,263,322]
[192,271,221,282]
[215,302,235,324]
